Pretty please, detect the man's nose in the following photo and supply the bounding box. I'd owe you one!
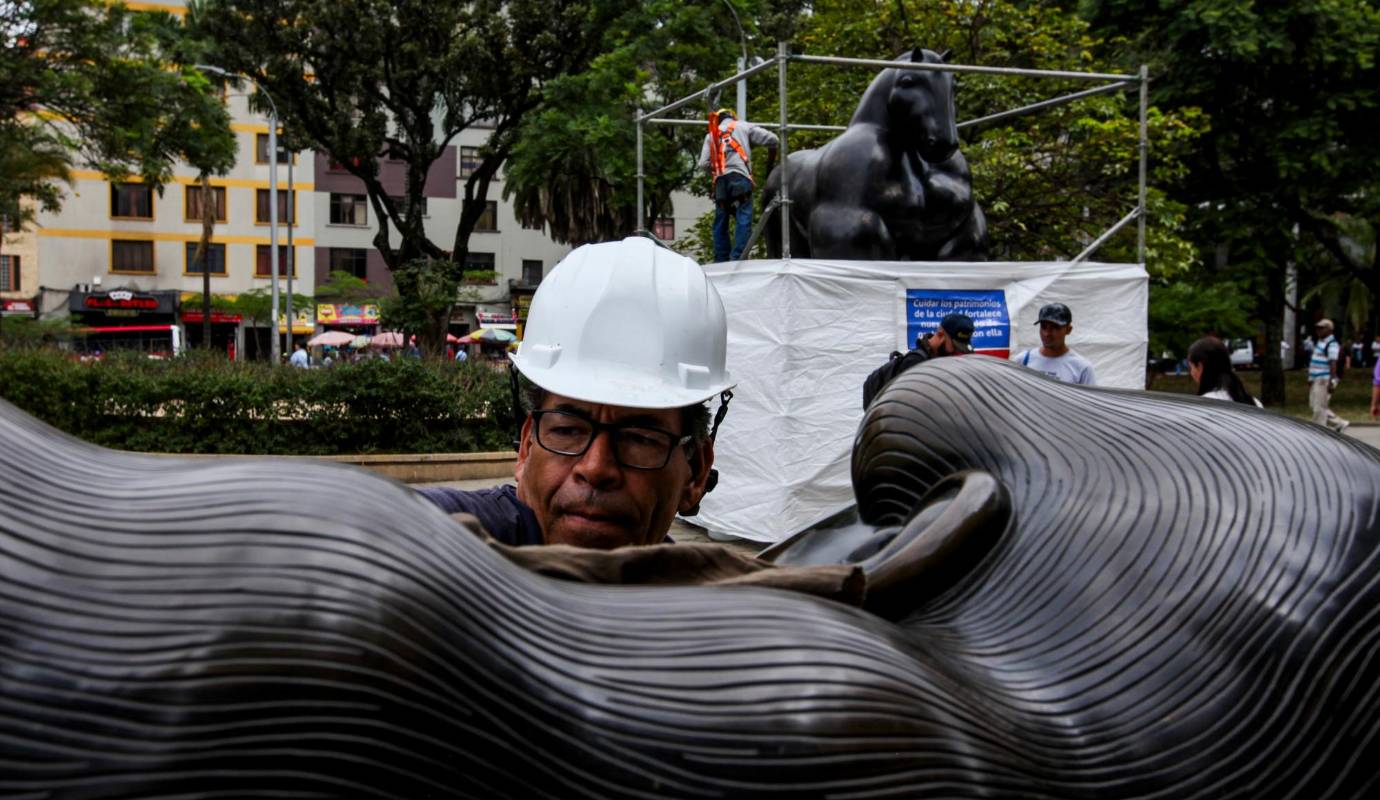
[573,429,622,487]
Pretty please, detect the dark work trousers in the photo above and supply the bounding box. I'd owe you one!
[712,172,754,262]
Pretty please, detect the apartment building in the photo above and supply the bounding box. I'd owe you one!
[21,1,710,357]
[1,207,38,319]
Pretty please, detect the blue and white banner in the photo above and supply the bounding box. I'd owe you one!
[905,289,1011,357]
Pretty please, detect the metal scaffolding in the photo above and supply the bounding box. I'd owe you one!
[635,44,1149,264]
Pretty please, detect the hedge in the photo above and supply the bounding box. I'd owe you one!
[0,348,516,455]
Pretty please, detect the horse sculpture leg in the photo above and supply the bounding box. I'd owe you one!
[764,152,819,259]
[808,203,896,260]
[934,201,989,261]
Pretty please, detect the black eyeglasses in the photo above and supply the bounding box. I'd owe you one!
[531,409,692,470]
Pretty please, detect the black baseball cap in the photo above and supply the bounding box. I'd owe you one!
[939,313,974,353]
[1036,303,1072,326]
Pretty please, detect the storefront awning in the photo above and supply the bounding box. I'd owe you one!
[77,325,176,334]
[183,311,243,324]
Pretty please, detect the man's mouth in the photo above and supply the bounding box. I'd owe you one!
[562,508,629,527]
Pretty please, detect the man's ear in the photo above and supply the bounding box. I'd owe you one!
[678,438,716,515]
[513,414,534,485]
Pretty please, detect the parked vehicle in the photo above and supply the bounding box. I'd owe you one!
[1226,338,1259,369]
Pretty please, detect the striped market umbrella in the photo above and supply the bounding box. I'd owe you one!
[460,328,517,344]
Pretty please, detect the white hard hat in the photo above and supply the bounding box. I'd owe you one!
[511,237,735,409]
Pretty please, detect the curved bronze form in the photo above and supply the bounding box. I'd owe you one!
[3,355,1380,797]
[763,48,989,261]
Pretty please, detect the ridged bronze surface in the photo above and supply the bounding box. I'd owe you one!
[3,354,1379,798]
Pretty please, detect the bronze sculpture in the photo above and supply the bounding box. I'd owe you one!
[2,355,1379,797]
[762,49,989,261]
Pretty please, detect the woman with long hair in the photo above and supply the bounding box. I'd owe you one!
[1188,336,1261,407]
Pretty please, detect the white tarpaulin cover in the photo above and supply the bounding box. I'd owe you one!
[697,259,1148,543]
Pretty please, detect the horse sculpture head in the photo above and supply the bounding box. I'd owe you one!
[854,48,960,163]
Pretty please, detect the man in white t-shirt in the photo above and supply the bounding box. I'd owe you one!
[1011,303,1095,385]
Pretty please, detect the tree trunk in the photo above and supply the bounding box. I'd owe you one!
[1260,266,1287,406]
[198,173,216,351]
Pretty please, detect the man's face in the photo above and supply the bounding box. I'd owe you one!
[514,392,714,549]
[1039,321,1071,350]
[930,328,956,356]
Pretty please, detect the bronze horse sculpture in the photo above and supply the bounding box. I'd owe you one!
[763,48,989,260]
[3,356,1380,797]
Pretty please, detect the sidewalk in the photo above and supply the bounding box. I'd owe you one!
[1346,424,1380,449]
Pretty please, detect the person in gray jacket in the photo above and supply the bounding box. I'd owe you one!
[698,108,778,262]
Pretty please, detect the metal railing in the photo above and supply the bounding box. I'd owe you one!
[635,44,1149,264]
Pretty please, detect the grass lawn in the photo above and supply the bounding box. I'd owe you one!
[1147,369,1377,423]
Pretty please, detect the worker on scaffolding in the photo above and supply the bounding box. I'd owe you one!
[698,108,778,262]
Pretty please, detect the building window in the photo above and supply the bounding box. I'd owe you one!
[521,259,543,286]
[184,185,227,222]
[390,195,428,218]
[184,242,227,275]
[255,189,294,224]
[460,146,482,178]
[254,245,295,277]
[111,240,155,273]
[464,251,495,275]
[0,255,19,291]
[329,247,369,280]
[254,133,292,164]
[653,217,675,241]
[469,200,498,232]
[329,193,368,225]
[110,183,153,219]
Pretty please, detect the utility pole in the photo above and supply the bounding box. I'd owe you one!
[284,126,294,358]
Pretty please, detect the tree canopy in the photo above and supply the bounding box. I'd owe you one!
[503,0,768,244]
[1,0,234,229]
[193,0,739,350]
[1081,0,1380,401]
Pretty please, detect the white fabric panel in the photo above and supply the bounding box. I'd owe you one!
[697,258,1148,543]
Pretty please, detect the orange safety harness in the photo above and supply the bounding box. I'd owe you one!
[708,112,752,183]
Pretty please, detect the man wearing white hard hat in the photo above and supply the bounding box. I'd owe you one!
[420,237,735,549]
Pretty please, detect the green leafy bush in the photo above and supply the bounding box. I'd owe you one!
[0,347,516,454]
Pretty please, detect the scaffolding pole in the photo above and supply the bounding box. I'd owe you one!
[957,81,1133,130]
[635,107,644,234]
[648,118,847,133]
[636,58,781,124]
[791,53,1138,83]
[1137,64,1149,264]
[778,41,790,260]
[1072,207,1141,264]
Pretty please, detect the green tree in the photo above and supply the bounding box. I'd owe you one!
[315,269,385,305]
[1080,0,1380,404]
[194,0,676,353]
[231,288,313,360]
[503,1,767,244]
[0,1,235,231]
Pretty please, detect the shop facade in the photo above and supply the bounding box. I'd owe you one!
[68,288,182,356]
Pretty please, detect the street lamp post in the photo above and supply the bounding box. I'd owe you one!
[196,65,281,365]
[285,128,294,358]
[719,0,749,120]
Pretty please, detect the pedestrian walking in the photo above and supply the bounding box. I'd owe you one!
[1308,319,1348,433]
